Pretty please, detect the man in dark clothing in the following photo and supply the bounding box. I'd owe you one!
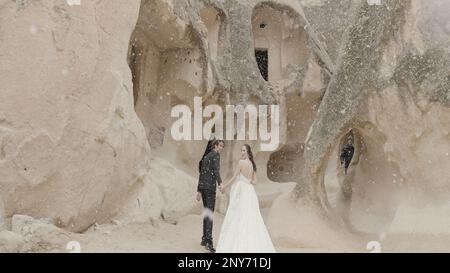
[340,137,355,175]
[196,140,224,253]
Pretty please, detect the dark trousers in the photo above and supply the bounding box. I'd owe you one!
[199,189,216,245]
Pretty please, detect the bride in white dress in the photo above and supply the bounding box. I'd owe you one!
[216,144,276,253]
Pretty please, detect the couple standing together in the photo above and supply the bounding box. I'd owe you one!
[196,139,276,253]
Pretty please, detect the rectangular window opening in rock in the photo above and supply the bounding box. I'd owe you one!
[255,49,269,81]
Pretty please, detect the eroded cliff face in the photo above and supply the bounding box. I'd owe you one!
[0,0,449,251]
[128,0,332,190]
[0,0,150,232]
[269,0,450,248]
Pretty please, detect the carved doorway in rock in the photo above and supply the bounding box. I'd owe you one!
[255,49,269,81]
[324,126,403,234]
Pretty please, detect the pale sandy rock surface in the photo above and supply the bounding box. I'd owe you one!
[0,230,25,253]
[0,0,449,252]
[0,0,151,232]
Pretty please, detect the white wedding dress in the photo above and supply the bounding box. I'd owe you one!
[216,173,276,253]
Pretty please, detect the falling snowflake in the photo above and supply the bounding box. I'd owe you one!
[30,25,38,35]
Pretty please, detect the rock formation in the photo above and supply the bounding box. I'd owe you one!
[0,0,449,251]
[270,0,450,245]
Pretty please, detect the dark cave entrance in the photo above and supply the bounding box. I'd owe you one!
[255,49,269,81]
[128,43,141,106]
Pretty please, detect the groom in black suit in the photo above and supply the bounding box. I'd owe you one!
[196,139,224,253]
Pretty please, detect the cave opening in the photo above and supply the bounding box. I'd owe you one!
[323,127,402,234]
[255,49,269,81]
[128,42,141,106]
[125,2,229,177]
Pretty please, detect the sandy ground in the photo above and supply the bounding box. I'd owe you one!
[72,209,315,253]
[68,183,311,253]
[68,177,450,253]
[70,208,450,253]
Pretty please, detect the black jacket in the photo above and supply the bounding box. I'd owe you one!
[197,150,222,192]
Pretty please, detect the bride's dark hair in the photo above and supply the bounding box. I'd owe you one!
[244,144,257,172]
